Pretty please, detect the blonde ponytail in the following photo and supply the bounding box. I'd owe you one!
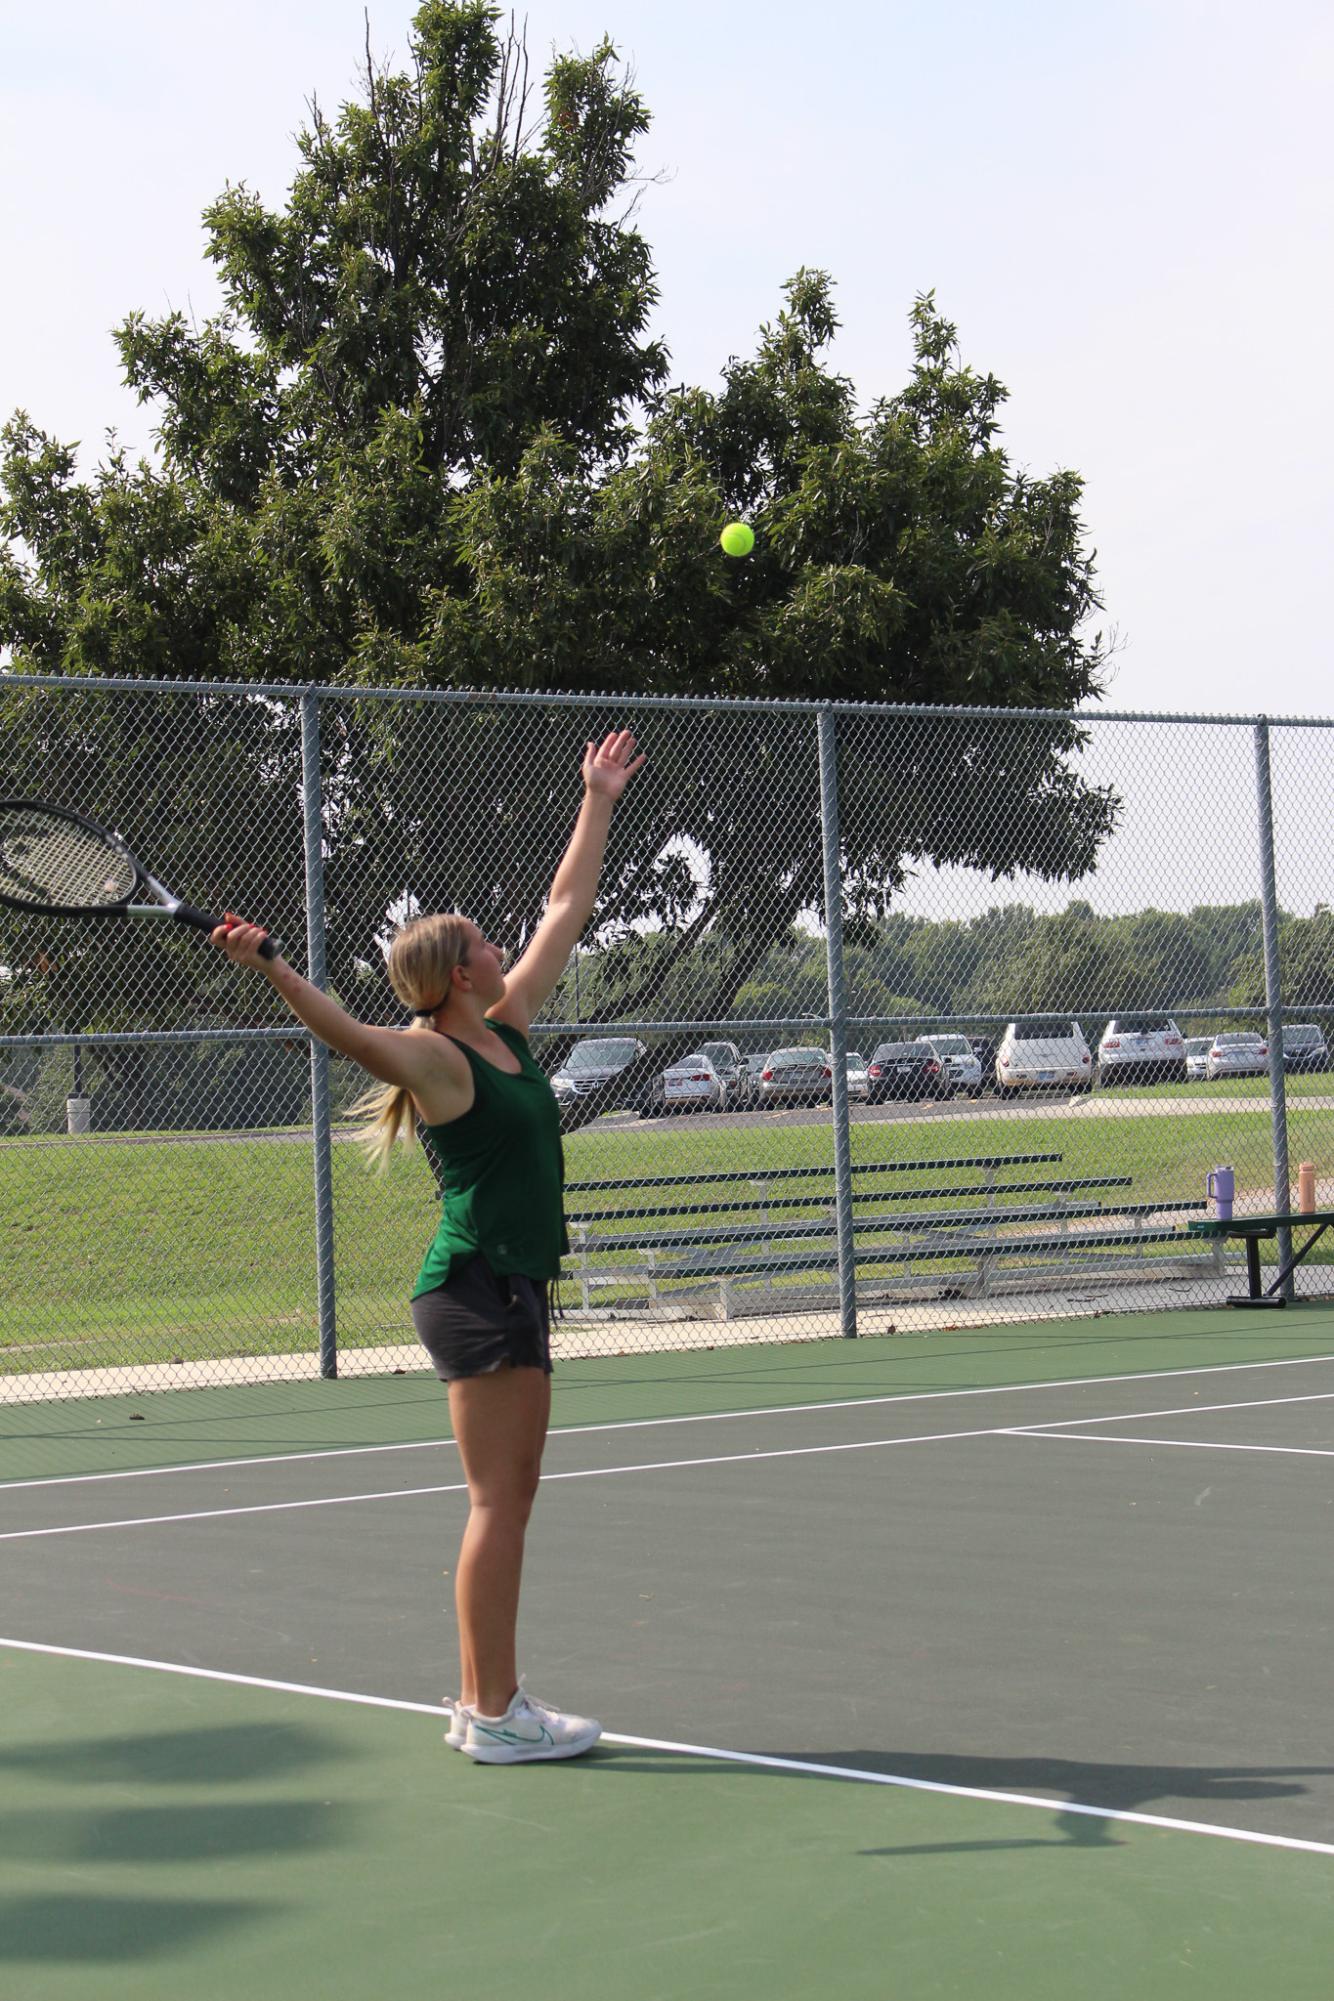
[351,912,474,1171]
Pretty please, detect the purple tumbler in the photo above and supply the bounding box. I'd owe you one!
[1207,1166,1235,1221]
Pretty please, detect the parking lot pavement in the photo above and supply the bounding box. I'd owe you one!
[596,1088,1334,1138]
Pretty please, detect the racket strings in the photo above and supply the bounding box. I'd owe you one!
[0,807,136,910]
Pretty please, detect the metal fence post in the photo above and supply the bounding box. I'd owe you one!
[1253,720,1294,1297]
[817,707,857,1339]
[301,691,339,1375]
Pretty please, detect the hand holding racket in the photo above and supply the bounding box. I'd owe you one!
[212,914,281,969]
[0,799,281,960]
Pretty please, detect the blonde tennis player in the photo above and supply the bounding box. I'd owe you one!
[213,729,645,1763]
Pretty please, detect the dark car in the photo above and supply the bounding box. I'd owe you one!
[866,1041,954,1104]
[1283,1024,1330,1074]
[968,1036,997,1091]
[547,1036,655,1130]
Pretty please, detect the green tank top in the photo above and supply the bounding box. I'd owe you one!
[412,1019,569,1299]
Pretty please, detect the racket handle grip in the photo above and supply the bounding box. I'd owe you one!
[179,903,282,961]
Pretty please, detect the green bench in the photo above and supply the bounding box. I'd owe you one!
[1187,1209,1334,1307]
[563,1152,1212,1317]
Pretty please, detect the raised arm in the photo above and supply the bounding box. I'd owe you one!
[490,730,646,1034]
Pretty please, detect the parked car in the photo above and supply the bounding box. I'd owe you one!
[755,1047,834,1106]
[642,1051,727,1116]
[866,1041,954,1103]
[1205,1031,1268,1080]
[1096,1015,1186,1087]
[1283,1023,1330,1074]
[915,1033,983,1097]
[995,1020,1094,1096]
[845,1051,871,1103]
[1184,1036,1213,1082]
[967,1036,998,1091]
[697,1039,754,1105]
[548,1036,654,1128]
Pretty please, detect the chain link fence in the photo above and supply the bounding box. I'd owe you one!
[3,674,1332,1404]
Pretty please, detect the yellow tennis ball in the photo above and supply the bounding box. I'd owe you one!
[719,521,755,558]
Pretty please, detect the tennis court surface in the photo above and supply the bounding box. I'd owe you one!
[4,1304,1334,1999]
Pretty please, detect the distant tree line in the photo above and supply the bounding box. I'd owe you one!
[540,897,1334,1041]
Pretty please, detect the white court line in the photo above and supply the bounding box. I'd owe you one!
[0,1422,1019,1541]
[3,1636,1333,1861]
[9,1388,1334,1543]
[1015,1388,1334,1432]
[1009,1431,1334,1460]
[0,1478,472,1541]
[7,1346,1334,1493]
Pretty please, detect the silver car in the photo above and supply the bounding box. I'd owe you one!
[644,1051,726,1115]
[756,1047,834,1105]
[915,1033,983,1096]
[1097,1015,1187,1086]
[1205,1032,1268,1080]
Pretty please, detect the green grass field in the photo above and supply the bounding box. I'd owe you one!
[4,1087,1332,1378]
[1082,1071,1332,1103]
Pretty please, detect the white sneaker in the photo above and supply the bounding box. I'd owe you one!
[443,1700,468,1752]
[458,1678,601,1764]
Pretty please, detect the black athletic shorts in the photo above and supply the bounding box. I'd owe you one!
[410,1252,553,1382]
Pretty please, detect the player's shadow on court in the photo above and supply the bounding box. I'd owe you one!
[791,1749,1331,1853]
[591,1747,1333,1855]
[0,1721,343,1786]
[0,1722,364,1965]
[0,1895,268,1965]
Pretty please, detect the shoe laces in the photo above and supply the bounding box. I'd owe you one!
[513,1675,562,1722]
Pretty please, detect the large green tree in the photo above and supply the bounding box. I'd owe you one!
[0,0,665,687]
[1,0,1118,1048]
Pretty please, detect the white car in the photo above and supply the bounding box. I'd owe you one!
[915,1033,983,1096]
[1184,1036,1212,1082]
[995,1020,1094,1095]
[845,1051,870,1103]
[1205,1032,1268,1080]
[1097,1015,1186,1087]
[645,1051,726,1114]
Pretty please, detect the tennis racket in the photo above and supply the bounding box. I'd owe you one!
[0,799,280,959]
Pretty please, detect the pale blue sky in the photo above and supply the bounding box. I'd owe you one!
[2,0,1331,748]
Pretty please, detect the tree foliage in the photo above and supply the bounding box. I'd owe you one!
[1229,909,1334,1011]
